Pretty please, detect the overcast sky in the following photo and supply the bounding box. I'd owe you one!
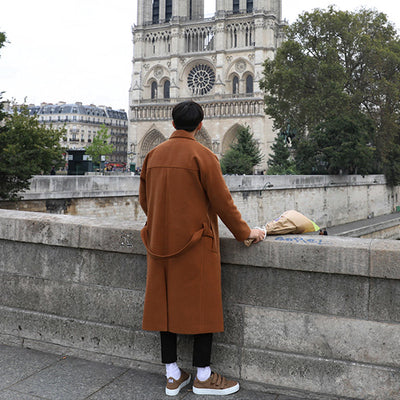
[1,0,399,111]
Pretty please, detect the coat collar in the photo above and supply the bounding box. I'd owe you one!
[170,130,196,140]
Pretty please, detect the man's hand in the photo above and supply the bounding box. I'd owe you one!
[248,228,266,244]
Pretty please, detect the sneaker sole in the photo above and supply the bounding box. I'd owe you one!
[193,382,240,396]
[165,375,191,396]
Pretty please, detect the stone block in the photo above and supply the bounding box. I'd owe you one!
[0,240,147,290]
[370,239,400,279]
[0,209,146,255]
[77,249,147,290]
[0,272,144,328]
[0,241,81,282]
[241,348,400,400]
[369,278,400,323]
[243,306,400,368]
[59,319,136,359]
[76,219,146,254]
[211,342,241,377]
[132,331,160,364]
[221,264,369,319]
[0,306,136,360]
[0,333,23,347]
[220,236,371,277]
[215,304,244,345]
[14,212,83,248]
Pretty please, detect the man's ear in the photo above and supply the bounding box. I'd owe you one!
[197,122,203,131]
[172,121,176,129]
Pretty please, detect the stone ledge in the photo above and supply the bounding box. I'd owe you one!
[21,191,138,200]
[0,209,145,255]
[1,209,400,279]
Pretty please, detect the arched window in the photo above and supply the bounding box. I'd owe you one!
[151,81,158,99]
[246,75,253,94]
[164,80,170,99]
[233,76,239,95]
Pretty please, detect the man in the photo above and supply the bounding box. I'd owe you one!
[139,101,265,396]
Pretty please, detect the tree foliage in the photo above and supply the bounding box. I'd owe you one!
[85,124,115,167]
[267,134,297,175]
[295,112,375,175]
[260,6,400,183]
[0,105,65,200]
[220,125,263,174]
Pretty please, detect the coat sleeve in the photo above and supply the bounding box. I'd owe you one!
[139,157,148,216]
[200,153,251,242]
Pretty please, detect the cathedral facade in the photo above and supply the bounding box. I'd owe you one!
[128,0,285,172]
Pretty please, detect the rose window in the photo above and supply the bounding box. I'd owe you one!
[187,64,215,96]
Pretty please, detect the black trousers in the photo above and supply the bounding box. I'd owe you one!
[160,331,213,367]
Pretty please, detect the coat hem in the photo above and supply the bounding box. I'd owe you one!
[142,327,224,335]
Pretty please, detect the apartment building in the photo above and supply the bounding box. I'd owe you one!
[29,101,128,165]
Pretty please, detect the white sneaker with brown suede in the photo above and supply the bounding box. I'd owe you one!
[193,371,240,395]
[165,369,191,396]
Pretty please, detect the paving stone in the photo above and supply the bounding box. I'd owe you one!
[10,355,127,400]
[87,368,180,399]
[0,389,48,399]
[0,344,58,390]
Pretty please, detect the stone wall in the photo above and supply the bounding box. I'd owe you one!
[1,175,399,232]
[0,209,399,399]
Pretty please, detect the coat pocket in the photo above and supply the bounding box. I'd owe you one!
[202,223,218,253]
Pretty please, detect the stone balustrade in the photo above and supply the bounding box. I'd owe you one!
[129,98,265,121]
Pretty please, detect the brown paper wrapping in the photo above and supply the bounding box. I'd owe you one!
[244,210,319,247]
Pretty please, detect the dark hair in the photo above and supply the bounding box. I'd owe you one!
[172,101,204,132]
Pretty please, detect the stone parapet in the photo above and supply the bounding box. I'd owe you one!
[0,209,399,399]
[1,175,399,232]
[23,175,140,200]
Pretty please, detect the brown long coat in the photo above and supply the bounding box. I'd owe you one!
[139,130,251,334]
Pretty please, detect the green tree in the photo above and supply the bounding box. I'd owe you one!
[0,106,65,200]
[220,149,253,175]
[220,125,263,174]
[295,113,375,175]
[267,134,297,174]
[382,144,400,186]
[260,6,400,181]
[85,124,115,169]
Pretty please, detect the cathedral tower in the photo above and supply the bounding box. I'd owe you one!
[128,0,285,172]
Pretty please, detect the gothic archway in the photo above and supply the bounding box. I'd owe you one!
[138,129,166,166]
[195,127,212,150]
[221,124,244,155]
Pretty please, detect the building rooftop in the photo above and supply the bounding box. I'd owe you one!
[30,102,127,120]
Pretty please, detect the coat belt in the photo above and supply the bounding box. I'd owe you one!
[140,224,206,259]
